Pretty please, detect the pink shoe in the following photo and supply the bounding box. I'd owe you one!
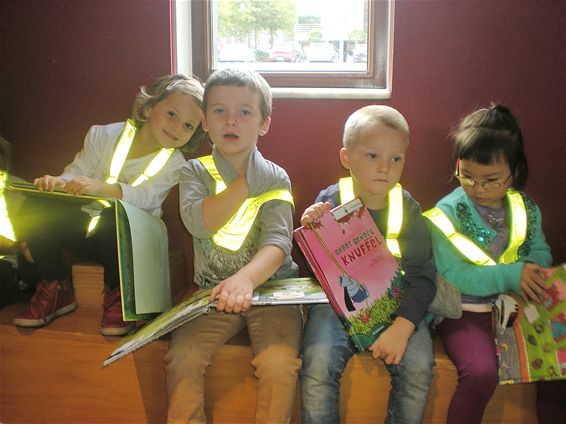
[100,286,134,336]
[14,278,77,327]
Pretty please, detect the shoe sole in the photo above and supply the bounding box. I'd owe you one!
[100,323,135,337]
[13,302,78,328]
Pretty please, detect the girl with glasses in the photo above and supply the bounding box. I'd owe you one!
[425,104,553,423]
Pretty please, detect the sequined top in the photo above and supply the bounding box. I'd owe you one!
[429,187,552,297]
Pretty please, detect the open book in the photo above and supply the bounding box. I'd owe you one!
[294,198,403,351]
[4,176,171,320]
[103,277,327,367]
[493,264,566,384]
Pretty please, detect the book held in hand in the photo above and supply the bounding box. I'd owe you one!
[103,277,327,367]
[3,176,171,321]
[293,198,403,351]
[493,264,566,384]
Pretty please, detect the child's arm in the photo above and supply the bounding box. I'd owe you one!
[210,244,285,313]
[201,174,248,232]
[368,316,415,365]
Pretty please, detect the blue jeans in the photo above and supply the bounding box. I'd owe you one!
[301,303,434,424]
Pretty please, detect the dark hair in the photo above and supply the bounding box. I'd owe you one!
[452,104,528,189]
[203,69,272,120]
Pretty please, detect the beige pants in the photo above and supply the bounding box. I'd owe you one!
[165,305,303,424]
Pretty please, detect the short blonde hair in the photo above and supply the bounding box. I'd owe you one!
[343,105,410,148]
[131,73,206,153]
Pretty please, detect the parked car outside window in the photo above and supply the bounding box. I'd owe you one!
[218,44,255,62]
[269,42,305,62]
[307,42,339,63]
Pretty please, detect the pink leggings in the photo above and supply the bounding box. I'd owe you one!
[436,311,498,424]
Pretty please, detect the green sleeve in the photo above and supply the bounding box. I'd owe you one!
[430,224,524,296]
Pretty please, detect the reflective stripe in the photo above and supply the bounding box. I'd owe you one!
[338,176,403,258]
[0,171,16,241]
[198,155,294,251]
[499,191,526,263]
[198,155,227,193]
[87,119,173,235]
[424,190,527,266]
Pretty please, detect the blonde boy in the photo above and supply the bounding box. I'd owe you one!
[300,105,436,423]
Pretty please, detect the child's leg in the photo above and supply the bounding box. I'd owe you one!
[300,303,356,424]
[246,304,303,424]
[164,310,245,424]
[436,311,498,424]
[384,319,434,424]
[13,196,89,281]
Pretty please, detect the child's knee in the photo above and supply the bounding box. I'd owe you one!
[252,344,301,380]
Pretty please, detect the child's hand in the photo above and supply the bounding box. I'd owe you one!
[520,262,549,304]
[368,317,414,365]
[210,274,254,313]
[33,175,65,192]
[300,202,332,226]
[64,176,105,196]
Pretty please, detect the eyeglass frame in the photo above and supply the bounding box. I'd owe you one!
[454,160,513,191]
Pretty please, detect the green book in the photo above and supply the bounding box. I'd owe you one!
[4,176,172,321]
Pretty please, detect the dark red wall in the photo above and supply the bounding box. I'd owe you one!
[2,1,564,292]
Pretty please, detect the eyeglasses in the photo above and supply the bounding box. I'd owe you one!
[455,172,512,190]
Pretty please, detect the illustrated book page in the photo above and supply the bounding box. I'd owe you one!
[103,277,327,366]
[293,198,403,351]
[494,264,566,384]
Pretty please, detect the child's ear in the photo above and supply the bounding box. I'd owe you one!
[143,106,152,119]
[259,117,271,136]
[201,114,209,132]
[339,147,351,170]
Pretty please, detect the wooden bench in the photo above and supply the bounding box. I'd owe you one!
[0,263,537,423]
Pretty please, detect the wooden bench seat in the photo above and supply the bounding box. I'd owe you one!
[0,263,537,423]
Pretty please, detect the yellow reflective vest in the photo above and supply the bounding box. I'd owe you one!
[86,119,174,235]
[423,190,527,265]
[198,155,294,251]
[338,176,403,258]
[0,171,16,241]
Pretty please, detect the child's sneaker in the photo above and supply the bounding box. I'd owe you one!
[13,278,77,327]
[100,285,134,336]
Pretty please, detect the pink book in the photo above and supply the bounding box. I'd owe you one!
[294,198,403,351]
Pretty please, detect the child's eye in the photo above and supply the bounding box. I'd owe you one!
[212,108,224,115]
[367,153,377,159]
[392,156,403,163]
[168,111,177,118]
[240,109,252,117]
[184,123,194,130]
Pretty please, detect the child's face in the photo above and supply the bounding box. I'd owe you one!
[457,159,513,209]
[144,91,202,149]
[202,85,270,161]
[340,122,408,204]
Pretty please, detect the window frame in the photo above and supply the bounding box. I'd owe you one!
[174,0,394,100]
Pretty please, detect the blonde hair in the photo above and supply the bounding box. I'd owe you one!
[343,105,410,148]
[131,73,206,153]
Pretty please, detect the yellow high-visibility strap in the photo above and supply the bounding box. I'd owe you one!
[198,155,294,251]
[0,171,16,241]
[338,176,403,257]
[386,183,403,257]
[424,207,496,265]
[214,189,294,251]
[499,190,526,264]
[198,155,227,193]
[424,190,527,265]
[87,119,173,235]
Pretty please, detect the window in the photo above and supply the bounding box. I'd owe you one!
[174,0,393,99]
